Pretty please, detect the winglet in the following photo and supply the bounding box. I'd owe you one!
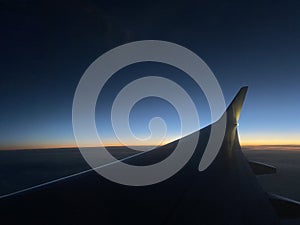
[198,87,248,171]
[217,86,248,158]
[226,86,248,125]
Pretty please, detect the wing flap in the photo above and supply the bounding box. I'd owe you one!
[268,193,300,219]
[248,160,277,175]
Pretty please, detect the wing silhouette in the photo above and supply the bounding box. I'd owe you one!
[1,87,299,225]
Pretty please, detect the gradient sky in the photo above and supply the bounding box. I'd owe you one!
[1,0,300,149]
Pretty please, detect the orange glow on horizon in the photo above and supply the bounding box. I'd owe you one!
[1,134,299,151]
[0,137,179,151]
[240,133,300,146]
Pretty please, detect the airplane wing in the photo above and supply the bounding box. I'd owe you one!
[0,87,297,225]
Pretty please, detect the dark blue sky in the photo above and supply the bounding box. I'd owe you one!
[1,0,300,149]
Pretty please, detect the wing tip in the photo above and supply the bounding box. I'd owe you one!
[225,86,248,124]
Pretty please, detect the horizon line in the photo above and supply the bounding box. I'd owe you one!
[2,143,300,151]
